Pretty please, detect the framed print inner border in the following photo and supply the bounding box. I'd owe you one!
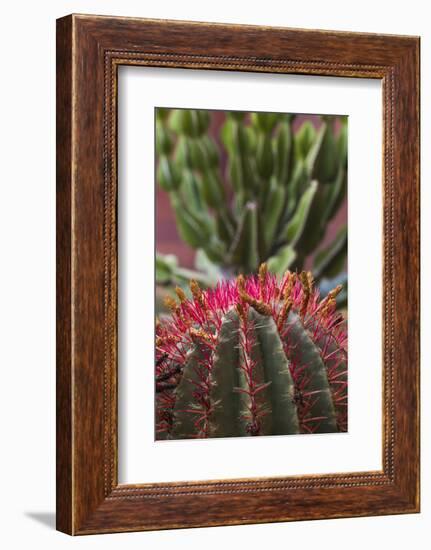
[56,14,420,535]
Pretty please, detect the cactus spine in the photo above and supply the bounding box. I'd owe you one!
[156,265,347,439]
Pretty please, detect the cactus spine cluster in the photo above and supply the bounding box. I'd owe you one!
[156,108,347,280]
[155,265,347,440]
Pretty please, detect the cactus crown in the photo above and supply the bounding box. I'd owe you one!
[155,265,347,440]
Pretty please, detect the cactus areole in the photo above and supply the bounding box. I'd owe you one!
[155,265,347,440]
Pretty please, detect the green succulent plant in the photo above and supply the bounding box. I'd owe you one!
[156,108,347,292]
[155,252,219,314]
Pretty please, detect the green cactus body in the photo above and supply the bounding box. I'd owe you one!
[155,266,347,440]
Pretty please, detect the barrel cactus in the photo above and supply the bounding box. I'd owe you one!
[156,108,347,283]
[155,264,347,440]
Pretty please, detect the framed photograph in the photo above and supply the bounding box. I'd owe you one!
[56,14,420,534]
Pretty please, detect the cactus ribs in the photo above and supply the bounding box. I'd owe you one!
[155,264,347,440]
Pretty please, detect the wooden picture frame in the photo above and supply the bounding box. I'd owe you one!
[56,14,420,535]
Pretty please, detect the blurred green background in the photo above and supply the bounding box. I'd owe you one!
[155,108,347,314]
